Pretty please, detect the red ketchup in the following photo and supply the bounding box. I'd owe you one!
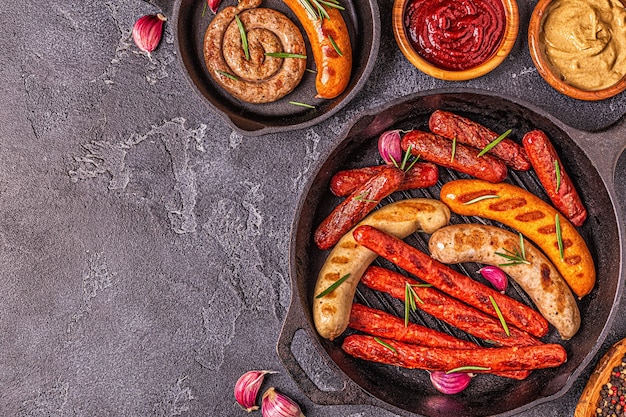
[404,0,506,71]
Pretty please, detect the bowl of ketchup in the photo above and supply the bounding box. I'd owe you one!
[392,0,519,80]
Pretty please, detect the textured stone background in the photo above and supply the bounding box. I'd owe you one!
[1,0,625,416]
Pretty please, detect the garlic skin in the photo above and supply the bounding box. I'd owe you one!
[378,130,403,165]
[208,0,223,13]
[234,370,275,412]
[261,387,305,417]
[478,265,508,293]
[132,13,167,53]
[429,371,472,395]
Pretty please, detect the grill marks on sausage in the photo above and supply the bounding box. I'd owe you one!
[516,210,546,222]
[489,197,527,211]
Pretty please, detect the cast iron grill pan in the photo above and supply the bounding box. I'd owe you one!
[280,90,625,417]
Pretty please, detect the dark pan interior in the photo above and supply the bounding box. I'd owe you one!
[290,91,622,417]
[173,0,380,136]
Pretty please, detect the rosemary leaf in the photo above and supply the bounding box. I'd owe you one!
[315,273,350,298]
[404,283,411,327]
[310,0,331,19]
[446,365,491,374]
[404,154,420,172]
[299,0,320,20]
[555,159,561,193]
[328,34,343,56]
[265,52,307,59]
[451,137,457,162]
[317,0,345,10]
[462,194,500,205]
[490,295,510,336]
[202,2,207,17]
[400,144,412,171]
[495,234,531,266]
[305,68,317,73]
[555,214,564,261]
[477,129,512,157]
[235,14,250,61]
[353,191,378,203]
[289,101,316,109]
[217,70,239,81]
[374,337,397,353]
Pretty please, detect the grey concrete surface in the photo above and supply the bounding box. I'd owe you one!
[1,0,625,416]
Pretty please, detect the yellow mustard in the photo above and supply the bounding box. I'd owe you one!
[541,0,626,91]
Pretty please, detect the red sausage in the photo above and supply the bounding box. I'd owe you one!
[360,266,542,347]
[330,163,439,197]
[352,226,550,338]
[522,130,587,227]
[314,166,404,250]
[342,335,567,373]
[401,130,508,183]
[429,110,531,171]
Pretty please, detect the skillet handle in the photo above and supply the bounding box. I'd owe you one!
[276,299,377,407]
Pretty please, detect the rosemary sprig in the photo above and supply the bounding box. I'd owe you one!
[451,137,457,162]
[496,233,530,266]
[446,365,492,374]
[477,129,512,157]
[202,2,207,17]
[555,160,561,193]
[234,14,249,61]
[555,213,564,261]
[299,0,320,20]
[328,34,343,56]
[299,0,344,20]
[353,191,378,203]
[374,337,397,353]
[289,101,316,109]
[217,70,239,81]
[404,282,426,326]
[489,295,510,336]
[265,52,307,59]
[395,144,420,172]
[315,273,350,298]
[305,68,317,73]
[462,194,500,205]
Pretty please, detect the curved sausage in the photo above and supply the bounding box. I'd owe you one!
[314,165,404,250]
[401,130,508,183]
[352,225,550,338]
[342,335,567,373]
[429,110,531,171]
[329,163,439,197]
[282,0,352,99]
[428,224,581,339]
[204,0,306,103]
[522,129,587,227]
[439,179,596,298]
[313,199,451,340]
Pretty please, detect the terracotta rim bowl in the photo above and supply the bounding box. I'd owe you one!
[528,0,626,101]
[392,0,519,81]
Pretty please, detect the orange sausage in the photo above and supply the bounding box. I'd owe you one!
[282,0,352,99]
[439,179,595,298]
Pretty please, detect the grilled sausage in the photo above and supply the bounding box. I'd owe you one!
[349,302,531,379]
[330,163,439,197]
[401,130,508,183]
[282,0,352,99]
[429,110,531,171]
[204,0,307,103]
[428,224,581,339]
[314,166,404,250]
[360,266,542,347]
[352,226,550,337]
[313,199,450,340]
[522,129,587,227]
[439,179,596,298]
[342,335,567,373]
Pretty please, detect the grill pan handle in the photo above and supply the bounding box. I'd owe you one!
[276,299,378,408]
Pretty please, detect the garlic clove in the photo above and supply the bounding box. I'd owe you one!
[378,130,403,166]
[234,370,275,412]
[261,387,305,417]
[132,13,167,53]
[429,371,472,395]
[478,265,508,293]
[207,0,223,14]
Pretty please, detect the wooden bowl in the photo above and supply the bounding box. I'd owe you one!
[392,0,519,81]
[528,0,626,101]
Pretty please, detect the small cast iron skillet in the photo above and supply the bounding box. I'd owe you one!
[279,89,626,417]
[172,0,380,136]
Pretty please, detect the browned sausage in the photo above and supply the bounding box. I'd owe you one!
[522,129,587,227]
[360,266,542,347]
[330,163,439,197]
[429,110,531,171]
[314,166,404,250]
[401,130,508,183]
[352,226,550,338]
[342,335,567,373]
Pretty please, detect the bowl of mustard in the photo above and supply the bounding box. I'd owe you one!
[529,0,626,101]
